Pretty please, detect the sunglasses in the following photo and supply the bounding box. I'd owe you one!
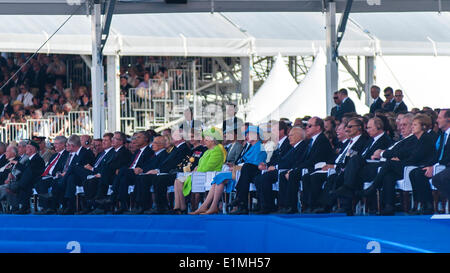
[346,124,359,128]
[333,97,338,100]
[384,93,392,97]
[395,95,403,97]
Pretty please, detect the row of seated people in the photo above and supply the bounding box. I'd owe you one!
[0,109,447,216]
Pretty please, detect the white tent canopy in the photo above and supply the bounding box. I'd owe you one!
[262,49,369,122]
[2,12,450,57]
[239,53,297,124]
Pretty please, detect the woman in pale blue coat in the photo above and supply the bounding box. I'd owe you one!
[190,126,266,214]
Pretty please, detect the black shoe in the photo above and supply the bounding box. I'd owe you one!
[229,207,249,215]
[113,208,127,215]
[34,208,56,215]
[335,186,353,198]
[90,208,106,215]
[381,204,395,216]
[144,208,169,215]
[75,208,92,215]
[124,208,145,215]
[285,208,298,214]
[274,208,288,214]
[253,209,271,215]
[302,208,313,214]
[312,207,331,214]
[13,207,30,215]
[61,208,74,215]
[227,199,240,209]
[362,186,377,197]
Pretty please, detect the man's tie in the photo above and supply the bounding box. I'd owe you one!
[439,133,448,161]
[305,139,313,158]
[63,153,73,172]
[94,151,106,169]
[361,138,375,157]
[129,149,142,168]
[337,139,353,164]
[41,153,61,176]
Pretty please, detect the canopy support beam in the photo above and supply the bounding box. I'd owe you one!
[364,56,375,107]
[240,57,252,100]
[106,55,120,133]
[325,1,338,115]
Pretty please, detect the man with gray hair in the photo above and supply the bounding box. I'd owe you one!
[54,134,95,214]
[35,136,69,214]
[0,142,7,168]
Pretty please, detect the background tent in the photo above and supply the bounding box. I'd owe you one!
[239,54,297,124]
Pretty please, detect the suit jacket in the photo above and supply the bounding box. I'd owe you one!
[295,132,334,172]
[382,134,418,161]
[360,133,392,160]
[159,142,192,173]
[46,150,70,177]
[92,148,116,174]
[278,140,308,170]
[142,149,169,172]
[222,116,243,134]
[130,145,155,170]
[370,97,384,114]
[382,99,396,112]
[0,154,8,170]
[226,141,243,164]
[432,131,450,166]
[267,137,292,167]
[334,134,369,169]
[18,153,45,186]
[106,146,132,174]
[403,133,435,167]
[334,97,356,121]
[393,101,408,113]
[68,147,95,171]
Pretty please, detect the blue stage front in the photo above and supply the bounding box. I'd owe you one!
[0,214,448,253]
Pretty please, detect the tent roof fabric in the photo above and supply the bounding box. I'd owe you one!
[0,0,448,15]
[2,12,450,57]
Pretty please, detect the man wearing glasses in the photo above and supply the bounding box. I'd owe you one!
[393,89,408,114]
[381,87,396,112]
[332,89,356,121]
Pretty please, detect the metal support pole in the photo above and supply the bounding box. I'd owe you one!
[364,56,375,107]
[107,55,120,132]
[240,57,252,100]
[325,1,338,116]
[91,2,105,138]
[192,61,197,121]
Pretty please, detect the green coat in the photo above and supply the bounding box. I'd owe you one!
[183,144,226,196]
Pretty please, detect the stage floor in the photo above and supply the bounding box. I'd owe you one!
[0,213,448,253]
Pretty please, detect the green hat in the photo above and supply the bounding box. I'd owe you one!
[203,127,223,141]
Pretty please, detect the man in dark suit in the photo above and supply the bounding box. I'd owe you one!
[35,136,69,214]
[333,89,356,121]
[282,117,334,213]
[129,136,169,214]
[254,121,293,214]
[0,95,13,120]
[223,104,243,136]
[93,131,132,203]
[412,109,450,214]
[381,87,396,112]
[331,117,392,214]
[9,141,45,214]
[73,133,116,214]
[330,92,340,118]
[103,131,154,214]
[393,89,408,114]
[269,126,308,214]
[56,134,95,214]
[147,129,192,214]
[0,142,7,168]
[307,118,369,214]
[369,85,384,114]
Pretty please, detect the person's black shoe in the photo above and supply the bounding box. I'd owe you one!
[113,208,127,215]
[229,207,249,215]
[13,207,30,215]
[124,208,145,215]
[285,208,298,214]
[253,209,271,215]
[312,207,331,214]
[381,204,395,216]
[90,208,106,215]
[227,199,240,209]
[302,208,313,214]
[362,186,377,197]
[274,208,288,214]
[75,208,92,215]
[61,208,74,215]
[144,208,169,215]
[335,186,353,198]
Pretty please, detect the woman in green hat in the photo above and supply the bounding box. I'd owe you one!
[172,127,226,214]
